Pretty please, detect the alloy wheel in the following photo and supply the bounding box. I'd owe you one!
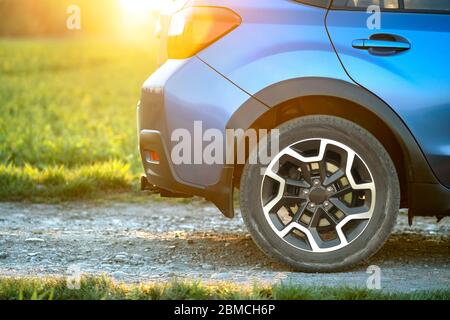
[261,138,376,253]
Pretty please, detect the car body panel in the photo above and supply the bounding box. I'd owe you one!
[138,0,450,217]
[197,0,350,98]
[141,57,268,187]
[326,9,450,188]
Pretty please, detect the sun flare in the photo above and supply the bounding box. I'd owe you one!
[119,0,169,13]
[118,0,172,31]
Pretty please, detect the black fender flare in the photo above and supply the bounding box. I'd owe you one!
[227,77,437,185]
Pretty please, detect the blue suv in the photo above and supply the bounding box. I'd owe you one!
[138,0,450,271]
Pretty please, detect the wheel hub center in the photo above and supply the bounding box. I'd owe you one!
[308,187,328,205]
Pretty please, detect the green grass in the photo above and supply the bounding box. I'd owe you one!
[0,38,158,201]
[0,276,448,300]
[0,160,134,201]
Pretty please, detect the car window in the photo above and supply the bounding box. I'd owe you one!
[332,0,399,9]
[296,0,331,8]
[403,0,450,11]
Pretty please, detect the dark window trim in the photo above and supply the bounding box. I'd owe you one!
[330,1,450,15]
[294,0,331,9]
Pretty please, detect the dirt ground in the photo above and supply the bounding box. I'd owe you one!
[0,199,448,293]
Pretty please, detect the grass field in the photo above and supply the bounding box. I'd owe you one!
[0,38,158,201]
[1,276,449,300]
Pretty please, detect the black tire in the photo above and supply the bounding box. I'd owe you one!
[240,115,400,272]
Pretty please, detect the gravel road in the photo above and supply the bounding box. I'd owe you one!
[0,199,448,293]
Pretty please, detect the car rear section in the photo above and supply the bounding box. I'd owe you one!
[138,0,450,271]
[138,0,269,217]
[138,0,341,217]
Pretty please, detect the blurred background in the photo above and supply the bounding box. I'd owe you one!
[0,1,172,201]
[0,0,163,38]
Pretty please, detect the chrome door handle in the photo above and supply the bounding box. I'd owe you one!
[352,39,411,51]
[352,34,411,56]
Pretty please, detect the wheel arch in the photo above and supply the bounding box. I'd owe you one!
[227,77,439,214]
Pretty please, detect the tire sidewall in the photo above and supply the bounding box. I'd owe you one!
[240,116,400,271]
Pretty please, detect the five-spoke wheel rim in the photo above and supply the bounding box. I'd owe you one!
[260,138,376,253]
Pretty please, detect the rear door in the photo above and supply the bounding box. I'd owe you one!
[326,0,450,187]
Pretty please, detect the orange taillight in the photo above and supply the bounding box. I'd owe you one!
[150,150,160,163]
[167,7,241,59]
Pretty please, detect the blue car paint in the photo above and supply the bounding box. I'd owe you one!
[197,0,349,95]
[143,58,267,186]
[140,0,450,214]
[326,9,450,187]
[178,0,353,186]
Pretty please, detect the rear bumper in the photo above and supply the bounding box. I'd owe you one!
[139,130,178,190]
[136,58,266,218]
[139,128,235,218]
